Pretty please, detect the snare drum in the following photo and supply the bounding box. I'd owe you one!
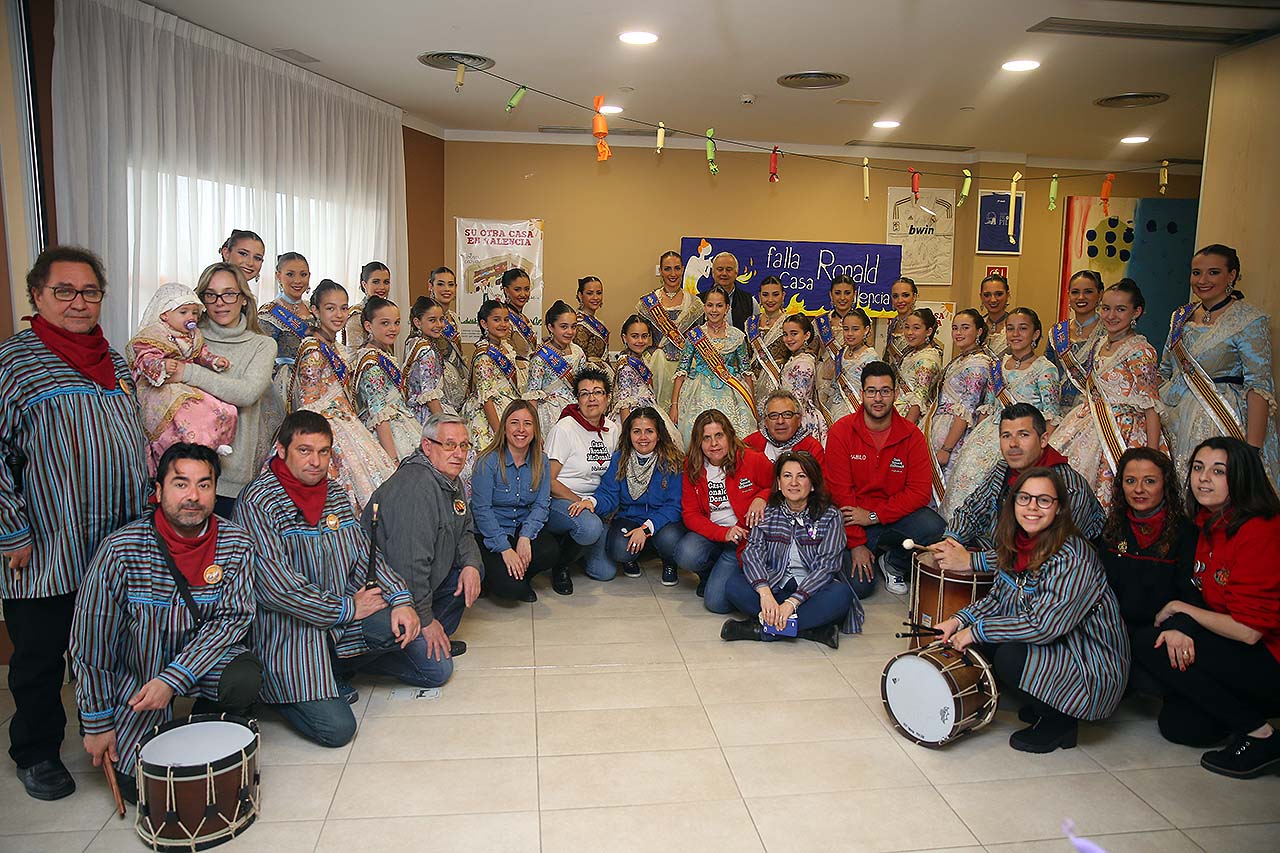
[881,642,998,747]
[135,714,260,851]
[909,554,995,648]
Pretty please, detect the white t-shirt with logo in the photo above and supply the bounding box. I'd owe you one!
[547,416,621,499]
[704,463,738,527]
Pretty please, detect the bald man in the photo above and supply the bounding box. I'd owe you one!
[703,252,758,332]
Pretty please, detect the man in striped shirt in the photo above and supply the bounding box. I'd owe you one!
[71,443,261,801]
[0,247,151,801]
[233,411,421,747]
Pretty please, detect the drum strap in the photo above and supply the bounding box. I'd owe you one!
[152,519,205,626]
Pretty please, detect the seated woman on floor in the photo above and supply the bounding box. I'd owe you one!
[1130,436,1280,779]
[720,451,859,649]
[936,466,1129,754]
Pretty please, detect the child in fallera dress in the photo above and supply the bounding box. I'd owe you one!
[129,282,237,470]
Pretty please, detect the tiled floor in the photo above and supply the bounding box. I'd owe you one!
[3,568,1279,852]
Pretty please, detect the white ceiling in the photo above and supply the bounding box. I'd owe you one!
[150,0,1280,163]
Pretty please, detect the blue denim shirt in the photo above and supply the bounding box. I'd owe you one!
[470,448,552,552]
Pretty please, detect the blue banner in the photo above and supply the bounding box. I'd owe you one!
[679,236,902,317]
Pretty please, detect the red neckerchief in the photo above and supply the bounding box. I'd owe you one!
[1006,445,1070,489]
[559,403,609,433]
[154,507,218,587]
[270,456,328,526]
[28,314,118,389]
[1012,529,1038,573]
[1127,505,1167,551]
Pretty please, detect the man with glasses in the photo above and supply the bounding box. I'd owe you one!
[823,361,944,597]
[0,246,150,800]
[745,390,826,464]
[928,402,1103,573]
[362,412,482,674]
[232,411,420,747]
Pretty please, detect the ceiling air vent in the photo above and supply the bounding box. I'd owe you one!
[1094,92,1170,109]
[417,52,496,71]
[538,126,665,138]
[271,48,320,64]
[776,71,849,90]
[845,139,974,153]
[1027,17,1260,45]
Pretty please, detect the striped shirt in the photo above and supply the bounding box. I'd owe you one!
[741,504,847,604]
[0,330,151,598]
[233,467,411,703]
[69,515,255,772]
[956,535,1129,721]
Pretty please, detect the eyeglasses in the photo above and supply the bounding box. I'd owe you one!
[427,437,473,452]
[577,389,607,399]
[1014,492,1059,509]
[201,290,244,305]
[765,411,798,421]
[42,285,104,303]
[863,388,894,398]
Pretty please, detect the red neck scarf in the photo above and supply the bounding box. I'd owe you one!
[1012,529,1038,573]
[28,314,118,389]
[154,507,218,587]
[1005,445,1070,488]
[1127,505,1167,551]
[270,456,329,526]
[559,403,609,433]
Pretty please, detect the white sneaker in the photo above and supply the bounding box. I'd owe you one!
[879,554,909,595]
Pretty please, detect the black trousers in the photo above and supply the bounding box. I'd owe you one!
[1133,624,1280,743]
[976,640,1077,721]
[4,592,76,768]
[477,531,563,600]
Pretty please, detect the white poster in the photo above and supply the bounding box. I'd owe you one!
[886,187,956,287]
[455,218,545,344]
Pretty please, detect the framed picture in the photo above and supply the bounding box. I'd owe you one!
[976,190,1025,255]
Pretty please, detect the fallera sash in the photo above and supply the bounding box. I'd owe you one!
[686,325,754,410]
[640,292,684,348]
[269,303,310,340]
[746,315,783,385]
[1168,302,1247,441]
[508,310,538,351]
[576,312,609,346]
[479,344,519,392]
[535,343,576,387]
[625,354,653,388]
[991,358,1016,409]
[1063,335,1127,476]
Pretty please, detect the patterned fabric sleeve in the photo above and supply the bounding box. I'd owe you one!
[675,340,695,379]
[474,352,508,404]
[1122,338,1161,411]
[899,351,941,411]
[194,338,223,370]
[1031,358,1063,422]
[130,339,170,387]
[612,361,647,413]
[405,346,444,405]
[1238,314,1278,413]
[293,342,331,409]
[70,543,125,733]
[937,357,990,426]
[782,353,817,401]
[157,544,256,694]
[355,361,400,427]
[0,361,30,550]
[968,540,1104,645]
[730,334,752,376]
[524,353,552,402]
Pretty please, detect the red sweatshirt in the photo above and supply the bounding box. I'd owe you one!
[682,448,773,552]
[1194,511,1280,662]
[743,431,826,466]
[823,408,932,548]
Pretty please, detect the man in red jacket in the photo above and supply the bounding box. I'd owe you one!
[744,391,826,465]
[823,361,944,596]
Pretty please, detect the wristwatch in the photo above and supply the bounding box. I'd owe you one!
[868,511,880,525]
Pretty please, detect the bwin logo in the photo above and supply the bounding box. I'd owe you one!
[908,224,935,235]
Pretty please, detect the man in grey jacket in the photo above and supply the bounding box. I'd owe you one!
[362,413,483,670]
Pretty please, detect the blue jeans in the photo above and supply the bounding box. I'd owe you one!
[274,698,356,748]
[605,518,685,567]
[673,531,741,614]
[861,507,946,578]
[546,497,612,580]
[841,549,879,600]
[724,574,854,631]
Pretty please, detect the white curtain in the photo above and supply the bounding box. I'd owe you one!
[51,0,408,347]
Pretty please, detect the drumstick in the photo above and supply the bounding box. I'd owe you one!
[900,621,943,635]
[901,538,929,551]
[103,756,126,817]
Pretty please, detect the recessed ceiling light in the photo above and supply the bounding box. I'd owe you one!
[1001,59,1040,72]
[873,120,900,129]
[600,105,624,115]
[1121,135,1149,144]
[619,31,658,45]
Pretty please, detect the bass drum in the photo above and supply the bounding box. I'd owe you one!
[909,554,995,649]
[881,642,998,747]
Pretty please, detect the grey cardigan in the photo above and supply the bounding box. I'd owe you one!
[184,315,282,498]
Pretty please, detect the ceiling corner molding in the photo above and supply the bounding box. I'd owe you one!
[402,113,449,139]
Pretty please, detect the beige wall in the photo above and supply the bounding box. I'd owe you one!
[439,141,1198,341]
[404,127,446,301]
[1197,33,1280,391]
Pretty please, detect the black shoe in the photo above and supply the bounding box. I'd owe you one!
[450,640,468,657]
[1018,704,1042,725]
[16,759,75,801]
[337,681,359,705]
[622,562,642,578]
[720,618,763,642]
[695,575,707,598]
[1200,732,1280,779]
[799,623,840,650]
[661,564,678,586]
[552,565,574,596]
[519,589,538,603]
[1009,716,1078,753]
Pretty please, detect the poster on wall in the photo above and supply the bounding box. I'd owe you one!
[886,186,956,286]
[455,217,545,343]
[678,236,902,317]
[976,190,1025,255]
[1059,195,1199,347]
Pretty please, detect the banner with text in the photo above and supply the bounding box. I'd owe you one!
[679,236,901,317]
[456,217,545,343]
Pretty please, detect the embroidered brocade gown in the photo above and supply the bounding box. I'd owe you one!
[823,345,878,423]
[747,315,788,420]
[525,342,587,439]
[675,325,756,446]
[259,298,313,405]
[611,353,684,451]
[894,346,943,418]
[463,339,522,452]
[352,346,423,461]
[573,314,611,373]
[1048,316,1105,409]
[928,350,994,483]
[639,289,705,412]
[776,352,828,444]
[402,335,458,425]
